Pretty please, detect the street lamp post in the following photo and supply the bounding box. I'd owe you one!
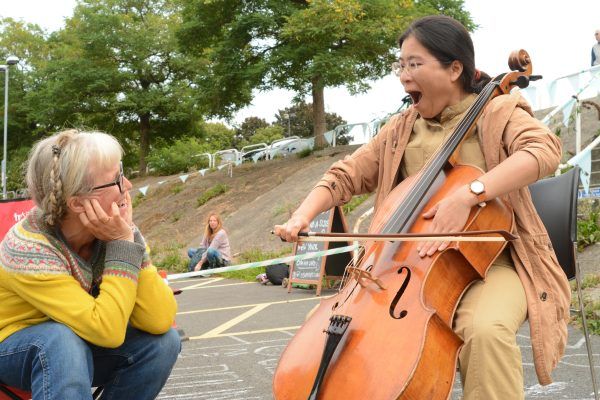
[1,55,19,199]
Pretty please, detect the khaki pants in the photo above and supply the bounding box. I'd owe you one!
[453,264,528,400]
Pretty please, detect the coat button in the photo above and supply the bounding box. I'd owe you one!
[540,292,547,301]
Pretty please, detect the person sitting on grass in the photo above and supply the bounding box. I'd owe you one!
[193,212,231,272]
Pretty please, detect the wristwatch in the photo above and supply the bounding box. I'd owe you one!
[469,179,487,207]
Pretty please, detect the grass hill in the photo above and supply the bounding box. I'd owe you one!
[131,145,373,272]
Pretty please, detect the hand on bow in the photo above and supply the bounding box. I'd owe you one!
[273,213,311,242]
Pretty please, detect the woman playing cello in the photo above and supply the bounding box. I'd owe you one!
[274,15,570,400]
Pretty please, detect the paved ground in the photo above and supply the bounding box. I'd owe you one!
[159,276,600,400]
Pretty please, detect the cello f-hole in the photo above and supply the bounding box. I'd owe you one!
[389,266,411,320]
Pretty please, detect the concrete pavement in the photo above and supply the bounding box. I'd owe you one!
[158,276,600,400]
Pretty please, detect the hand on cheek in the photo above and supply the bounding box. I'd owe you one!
[78,198,134,242]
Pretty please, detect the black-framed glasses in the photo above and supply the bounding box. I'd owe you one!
[90,162,124,194]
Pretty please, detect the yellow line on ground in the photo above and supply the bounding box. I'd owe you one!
[194,303,271,339]
[188,326,301,340]
[177,295,324,315]
[179,277,224,290]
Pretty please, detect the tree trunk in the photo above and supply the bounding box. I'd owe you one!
[312,75,327,149]
[139,113,151,176]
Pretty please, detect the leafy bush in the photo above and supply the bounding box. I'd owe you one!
[147,137,211,175]
[196,183,228,207]
[296,147,313,158]
[577,210,600,250]
[241,125,284,147]
[6,146,30,192]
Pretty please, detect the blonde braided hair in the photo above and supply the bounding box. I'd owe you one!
[26,129,123,227]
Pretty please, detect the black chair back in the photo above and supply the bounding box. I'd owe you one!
[528,167,580,280]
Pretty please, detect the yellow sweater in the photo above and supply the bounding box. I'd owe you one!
[0,208,177,348]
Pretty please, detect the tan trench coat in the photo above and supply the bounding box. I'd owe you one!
[316,92,571,385]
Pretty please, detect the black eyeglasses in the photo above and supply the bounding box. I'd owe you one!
[90,162,124,194]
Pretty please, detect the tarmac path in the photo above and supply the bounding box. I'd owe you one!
[159,277,600,400]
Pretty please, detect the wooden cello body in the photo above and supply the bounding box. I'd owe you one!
[273,50,537,400]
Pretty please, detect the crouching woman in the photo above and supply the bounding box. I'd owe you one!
[0,130,180,399]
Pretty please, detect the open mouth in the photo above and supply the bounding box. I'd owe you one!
[408,91,422,106]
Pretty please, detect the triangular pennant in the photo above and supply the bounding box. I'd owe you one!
[567,74,580,93]
[521,87,538,110]
[568,150,591,194]
[139,186,149,196]
[157,180,165,185]
[199,169,207,176]
[179,174,189,183]
[548,80,558,104]
[217,164,228,170]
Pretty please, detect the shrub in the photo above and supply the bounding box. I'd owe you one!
[197,184,228,207]
[577,210,600,251]
[296,147,313,158]
[147,137,211,175]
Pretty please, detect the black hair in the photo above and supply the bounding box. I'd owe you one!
[398,15,491,94]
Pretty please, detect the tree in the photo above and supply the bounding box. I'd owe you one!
[236,116,269,143]
[178,0,474,147]
[27,0,204,174]
[244,125,284,147]
[274,101,346,140]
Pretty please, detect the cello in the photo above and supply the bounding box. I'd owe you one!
[272,50,539,399]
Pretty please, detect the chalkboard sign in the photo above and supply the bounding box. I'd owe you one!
[288,206,351,296]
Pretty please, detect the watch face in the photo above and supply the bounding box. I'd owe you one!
[471,180,484,194]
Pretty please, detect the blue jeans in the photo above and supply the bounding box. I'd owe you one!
[0,321,181,400]
[187,248,228,271]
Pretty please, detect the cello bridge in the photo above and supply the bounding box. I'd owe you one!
[346,267,386,290]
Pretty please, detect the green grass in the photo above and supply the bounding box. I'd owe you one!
[342,193,371,215]
[219,247,292,281]
[151,242,188,273]
[171,184,184,195]
[197,183,229,207]
[131,193,146,208]
[272,201,297,217]
[571,273,600,335]
[296,147,313,158]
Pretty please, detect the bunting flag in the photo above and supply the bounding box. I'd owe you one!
[217,163,229,171]
[157,180,165,185]
[547,80,558,104]
[179,174,189,183]
[568,150,591,194]
[521,86,537,109]
[567,74,580,93]
[139,185,149,196]
[199,169,207,176]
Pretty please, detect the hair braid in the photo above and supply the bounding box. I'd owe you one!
[44,134,72,225]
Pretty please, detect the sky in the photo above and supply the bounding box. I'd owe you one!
[1,0,599,126]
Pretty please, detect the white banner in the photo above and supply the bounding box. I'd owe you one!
[139,185,149,196]
[179,174,189,183]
